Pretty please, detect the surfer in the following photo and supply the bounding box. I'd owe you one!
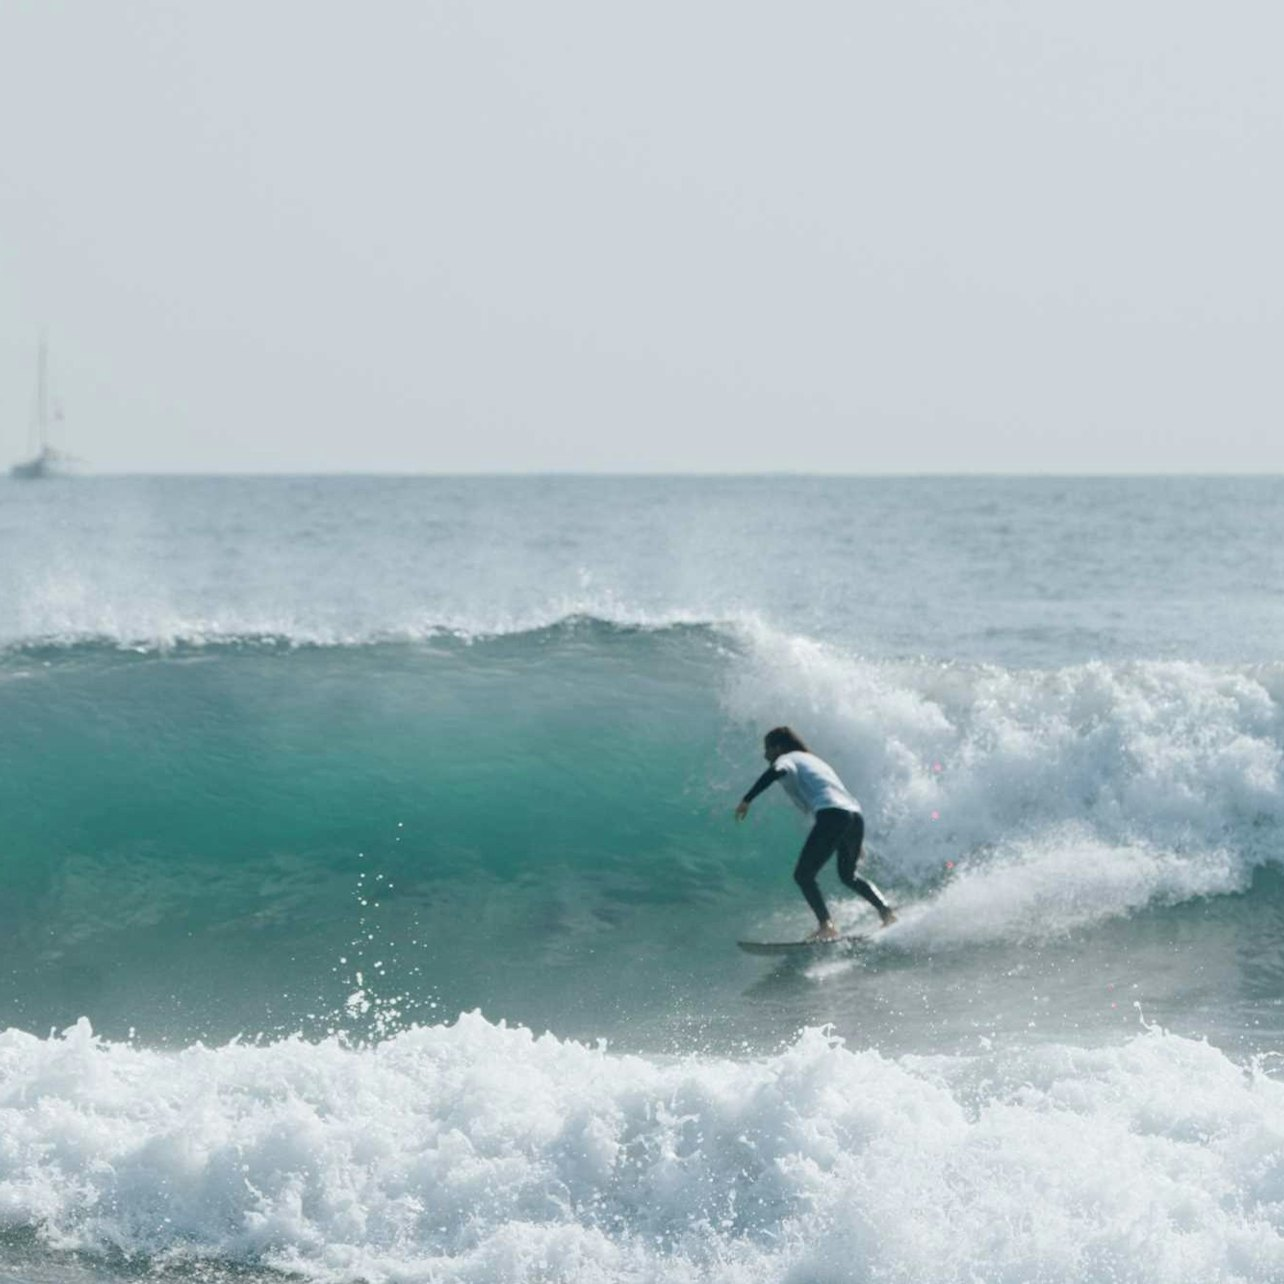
[735,726,896,940]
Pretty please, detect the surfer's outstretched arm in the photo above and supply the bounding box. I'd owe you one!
[735,767,785,820]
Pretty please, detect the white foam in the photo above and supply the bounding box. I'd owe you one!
[888,829,1244,949]
[724,624,1283,937]
[3,1014,1284,1283]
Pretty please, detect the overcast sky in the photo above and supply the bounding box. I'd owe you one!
[1,2,1281,474]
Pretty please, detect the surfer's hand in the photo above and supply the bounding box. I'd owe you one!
[735,801,749,822]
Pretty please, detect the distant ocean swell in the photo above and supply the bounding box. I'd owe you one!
[3,1015,1284,1283]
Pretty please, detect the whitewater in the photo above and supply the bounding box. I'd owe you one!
[2,475,1283,1284]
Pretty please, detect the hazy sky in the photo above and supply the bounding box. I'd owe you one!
[1,2,1281,473]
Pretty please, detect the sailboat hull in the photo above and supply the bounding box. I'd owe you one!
[10,449,58,480]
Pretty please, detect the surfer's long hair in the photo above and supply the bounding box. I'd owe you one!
[764,726,809,756]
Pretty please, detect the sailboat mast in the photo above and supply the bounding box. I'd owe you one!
[36,335,48,452]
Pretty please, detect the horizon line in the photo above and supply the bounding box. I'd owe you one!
[7,464,1284,480]
[6,468,1284,481]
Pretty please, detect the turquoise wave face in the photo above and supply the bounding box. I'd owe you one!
[1,623,783,1044]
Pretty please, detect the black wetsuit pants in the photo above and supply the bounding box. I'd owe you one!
[794,808,890,925]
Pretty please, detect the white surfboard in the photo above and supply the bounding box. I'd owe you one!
[736,934,868,955]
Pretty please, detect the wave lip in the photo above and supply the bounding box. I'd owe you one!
[4,1015,1284,1283]
[0,563,747,654]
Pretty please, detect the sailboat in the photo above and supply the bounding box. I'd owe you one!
[11,336,70,480]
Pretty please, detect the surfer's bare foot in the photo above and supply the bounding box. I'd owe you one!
[806,921,840,942]
[879,909,898,928]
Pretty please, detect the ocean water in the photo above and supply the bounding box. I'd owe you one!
[1,475,1283,1284]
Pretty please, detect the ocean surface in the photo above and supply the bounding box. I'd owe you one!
[2,475,1283,1284]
